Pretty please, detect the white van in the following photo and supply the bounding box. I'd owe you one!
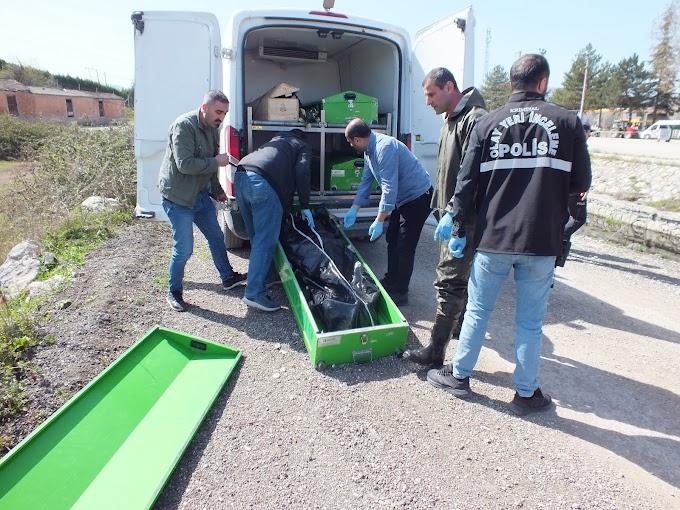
[131,5,475,247]
[640,120,680,140]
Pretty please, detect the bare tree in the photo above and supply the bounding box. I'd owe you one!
[650,0,680,120]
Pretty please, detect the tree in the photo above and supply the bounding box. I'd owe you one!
[480,65,511,110]
[650,0,680,119]
[0,60,54,87]
[550,44,602,110]
[613,54,654,118]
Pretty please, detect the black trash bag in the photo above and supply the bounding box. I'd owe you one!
[279,208,380,332]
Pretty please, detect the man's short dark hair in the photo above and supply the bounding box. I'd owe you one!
[290,128,308,141]
[422,67,458,91]
[346,118,372,139]
[203,90,229,105]
[583,124,591,132]
[510,54,550,91]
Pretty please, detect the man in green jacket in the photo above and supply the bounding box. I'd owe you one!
[159,90,246,312]
[403,68,487,367]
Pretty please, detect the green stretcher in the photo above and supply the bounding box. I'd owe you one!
[274,225,408,369]
[0,326,242,510]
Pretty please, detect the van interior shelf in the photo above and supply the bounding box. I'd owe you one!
[246,106,391,197]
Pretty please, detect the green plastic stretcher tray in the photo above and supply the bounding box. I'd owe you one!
[0,326,242,510]
[274,228,408,369]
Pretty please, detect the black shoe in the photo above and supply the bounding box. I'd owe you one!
[390,291,408,306]
[426,364,471,399]
[403,343,446,368]
[222,271,247,290]
[379,277,395,292]
[167,291,188,312]
[509,388,553,416]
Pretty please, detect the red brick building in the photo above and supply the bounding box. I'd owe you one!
[0,79,126,124]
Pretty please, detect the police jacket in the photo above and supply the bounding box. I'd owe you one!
[448,91,592,256]
[238,131,311,213]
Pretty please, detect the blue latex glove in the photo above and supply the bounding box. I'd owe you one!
[368,219,384,241]
[301,209,315,229]
[434,212,454,241]
[344,207,358,228]
[448,236,467,258]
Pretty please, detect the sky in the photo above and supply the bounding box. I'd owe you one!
[0,0,671,90]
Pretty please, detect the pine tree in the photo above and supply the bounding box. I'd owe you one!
[479,65,511,110]
[650,1,679,119]
[614,54,654,119]
[550,44,602,110]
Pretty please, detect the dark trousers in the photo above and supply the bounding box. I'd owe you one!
[432,220,476,340]
[384,188,433,294]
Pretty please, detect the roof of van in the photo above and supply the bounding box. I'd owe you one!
[229,8,411,39]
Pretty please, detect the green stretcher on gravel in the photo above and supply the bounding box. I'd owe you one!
[274,220,408,369]
[0,326,241,510]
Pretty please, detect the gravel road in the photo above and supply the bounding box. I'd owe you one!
[6,218,678,509]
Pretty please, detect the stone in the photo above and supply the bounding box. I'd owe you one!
[27,275,66,302]
[0,240,42,297]
[81,196,121,213]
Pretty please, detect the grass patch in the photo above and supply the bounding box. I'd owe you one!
[647,199,680,213]
[0,115,135,420]
[604,216,625,227]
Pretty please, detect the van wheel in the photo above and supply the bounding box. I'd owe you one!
[218,210,246,249]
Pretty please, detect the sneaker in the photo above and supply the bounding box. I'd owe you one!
[265,275,282,288]
[242,294,281,312]
[390,291,408,306]
[222,271,247,290]
[379,277,395,291]
[426,364,471,399]
[508,388,554,416]
[167,291,188,312]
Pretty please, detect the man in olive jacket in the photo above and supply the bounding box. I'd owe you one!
[159,90,246,312]
[403,67,487,367]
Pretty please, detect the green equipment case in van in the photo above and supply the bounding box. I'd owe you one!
[326,156,379,192]
[319,91,379,125]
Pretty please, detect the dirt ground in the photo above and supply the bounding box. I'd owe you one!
[2,218,679,509]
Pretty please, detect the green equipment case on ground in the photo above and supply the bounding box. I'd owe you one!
[0,326,241,510]
[274,224,408,369]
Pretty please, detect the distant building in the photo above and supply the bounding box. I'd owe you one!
[0,79,126,125]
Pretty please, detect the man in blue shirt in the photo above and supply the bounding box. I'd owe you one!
[343,118,432,305]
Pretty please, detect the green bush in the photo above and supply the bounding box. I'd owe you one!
[0,123,136,260]
[0,114,58,161]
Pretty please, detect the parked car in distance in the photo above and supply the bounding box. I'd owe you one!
[609,120,639,139]
[639,120,680,140]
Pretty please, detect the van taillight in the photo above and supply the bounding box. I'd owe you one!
[309,10,348,18]
[405,133,412,151]
[226,126,240,196]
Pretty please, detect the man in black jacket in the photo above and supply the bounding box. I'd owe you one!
[426,54,591,416]
[235,129,314,312]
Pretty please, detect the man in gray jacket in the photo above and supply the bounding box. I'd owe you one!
[403,68,487,367]
[158,90,246,312]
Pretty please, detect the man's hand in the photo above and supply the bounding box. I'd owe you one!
[344,207,358,228]
[448,236,466,258]
[301,209,315,228]
[214,192,227,203]
[215,153,231,166]
[368,219,384,241]
[434,212,454,241]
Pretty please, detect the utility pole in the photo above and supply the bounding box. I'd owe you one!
[579,57,589,118]
[86,67,101,84]
[485,29,491,76]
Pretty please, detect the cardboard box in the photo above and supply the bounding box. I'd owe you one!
[249,83,300,121]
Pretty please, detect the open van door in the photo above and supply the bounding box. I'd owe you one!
[411,7,475,184]
[132,11,223,220]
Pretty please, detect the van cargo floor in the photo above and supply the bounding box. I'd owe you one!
[0,326,241,510]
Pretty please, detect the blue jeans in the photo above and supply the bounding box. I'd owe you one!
[451,251,555,397]
[162,192,234,293]
[235,171,283,300]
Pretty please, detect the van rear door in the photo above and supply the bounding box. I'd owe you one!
[132,11,222,220]
[411,7,475,181]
